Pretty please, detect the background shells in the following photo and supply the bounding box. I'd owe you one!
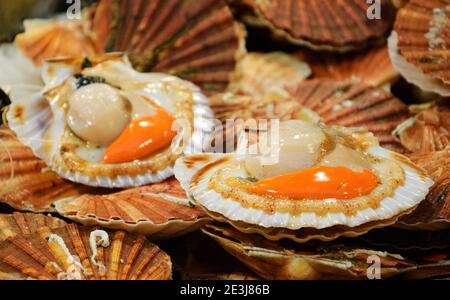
[54,178,210,239]
[85,0,247,94]
[235,0,396,51]
[0,128,92,212]
[202,224,416,280]
[399,149,450,230]
[287,79,409,152]
[295,45,399,87]
[227,52,311,99]
[391,0,450,95]
[0,223,172,280]
[0,212,66,241]
[395,102,450,154]
[15,19,99,66]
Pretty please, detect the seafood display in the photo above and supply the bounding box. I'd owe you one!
[0,0,449,281]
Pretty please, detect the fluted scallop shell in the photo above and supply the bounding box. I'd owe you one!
[0,128,92,212]
[6,54,214,188]
[85,0,247,94]
[287,79,409,152]
[394,102,450,154]
[15,19,100,67]
[388,0,450,96]
[202,224,416,280]
[296,46,399,87]
[0,212,66,242]
[54,178,210,239]
[174,140,433,238]
[227,52,311,99]
[237,0,396,52]
[398,149,450,230]
[0,223,172,280]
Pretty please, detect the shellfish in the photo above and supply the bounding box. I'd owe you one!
[174,120,433,242]
[227,52,311,99]
[15,19,100,67]
[6,54,213,188]
[233,0,396,52]
[287,79,409,152]
[54,178,210,239]
[84,0,247,93]
[388,0,450,96]
[0,223,172,280]
[202,224,416,280]
[394,102,450,154]
[295,46,399,87]
[398,149,450,230]
[0,212,66,242]
[0,128,91,212]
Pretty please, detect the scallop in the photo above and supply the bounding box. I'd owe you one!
[67,83,131,146]
[7,54,213,188]
[174,120,433,240]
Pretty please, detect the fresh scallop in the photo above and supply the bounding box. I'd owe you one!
[7,54,213,188]
[174,120,433,235]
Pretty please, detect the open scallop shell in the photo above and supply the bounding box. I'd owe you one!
[54,178,210,239]
[0,212,66,242]
[6,54,214,188]
[85,0,247,93]
[398,149,450,230]
[15,19,100,67]
[295,45,399,87]
[236,0,396,52]
[174,144,433,241]
[202,224,416,280]
[388,0,450,96]
[227,52,311,99]
[0,223,172,280]
[0,128,92,212]
[394,102,450,154]
[287,79,409,152]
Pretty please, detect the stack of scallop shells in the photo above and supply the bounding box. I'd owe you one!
[0,0,449,280]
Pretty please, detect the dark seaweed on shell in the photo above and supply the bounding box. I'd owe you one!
[74,75,107,89]
[0,88,10,126]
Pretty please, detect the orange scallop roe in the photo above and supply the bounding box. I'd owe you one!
[248,166,380,200]
[102,107,177,164]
